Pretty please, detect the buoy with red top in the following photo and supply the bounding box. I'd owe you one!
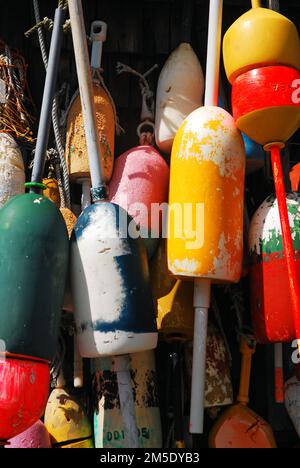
[5,420,51,449]
[0,3,69,443]
[223,0,300,347]
[155,0,204,154]
[168,0,245,434]
[109,63,170,260]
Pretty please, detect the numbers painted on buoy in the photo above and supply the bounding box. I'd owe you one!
[105,427,150,443]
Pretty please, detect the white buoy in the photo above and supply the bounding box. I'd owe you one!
[0,133,25,208]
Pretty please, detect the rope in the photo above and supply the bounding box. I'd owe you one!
[116,62,158,141]
[93,69,124,136]
[32,0,71,209]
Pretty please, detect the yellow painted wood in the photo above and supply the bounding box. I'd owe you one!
[150,241,194,341]
[44,388,93,448]
[65,83,115,183]
[167,106,245,283]
[43,178,61,208]
[223,8,300,83]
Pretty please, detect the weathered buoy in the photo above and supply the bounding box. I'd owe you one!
[0,133,25,208]
[65,21,114,184]
[209,335,276,448]
[5,420,51,449]
[44,374,93,449]
[0,357,50,442]
[155,0,204,154]
[109,64,169,259]
[93,351,162,448]
[168,0,245,434]
[69,0,157,359]
[223,5,300,84]
[249,193,300,343]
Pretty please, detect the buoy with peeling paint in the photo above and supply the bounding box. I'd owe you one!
[249,193,300,343]
[168,0,245,434]
[155,0,204,154]
[0,133,25,208]
[93,351,162,448]
[109,64,169,260]
[5,420,51,449]
[69,0,157,358]
[0,5,68,442]
[44,373,94,449]
[65,21,114,184]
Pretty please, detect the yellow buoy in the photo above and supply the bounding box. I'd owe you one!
[168,106,245,283]
[150,241,194,342]
[223,7,300,83]
[43,178,61,207]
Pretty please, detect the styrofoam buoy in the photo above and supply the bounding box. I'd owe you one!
[168,0,245,434]
[155,43,204,154]
[0,133,25,208]
[110,63,169,259]
[44,374,93,449]
[109,144,169,259]
[5,420,51,449]
[65,21,115,184]
[69,0,157,359]
[249,193,300,343]
[223,6,300,84]
[155,0,204,154]
[0,357,50,442]
[232,66,300,146]
[93,351,162,448]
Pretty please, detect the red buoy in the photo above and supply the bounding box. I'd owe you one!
[0,357,50,443]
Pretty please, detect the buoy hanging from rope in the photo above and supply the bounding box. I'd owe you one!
[65,20,115,187]
[109,63,170,260]
[155,0,204,154]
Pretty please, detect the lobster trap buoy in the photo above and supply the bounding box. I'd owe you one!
[5,420,51,449]
[0,133,25,208]
[93,351,162,448]
[69,0,157,359]
[155,0,204,154]
[232,66,300,146]
[0,357,50,443]
[44,374,94,449]
[249,193,300,343]
[65,21,115,184]
[109,64,169,260]
[223,5,300,84]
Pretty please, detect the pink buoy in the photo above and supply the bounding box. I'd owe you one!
[5,421,51,449]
